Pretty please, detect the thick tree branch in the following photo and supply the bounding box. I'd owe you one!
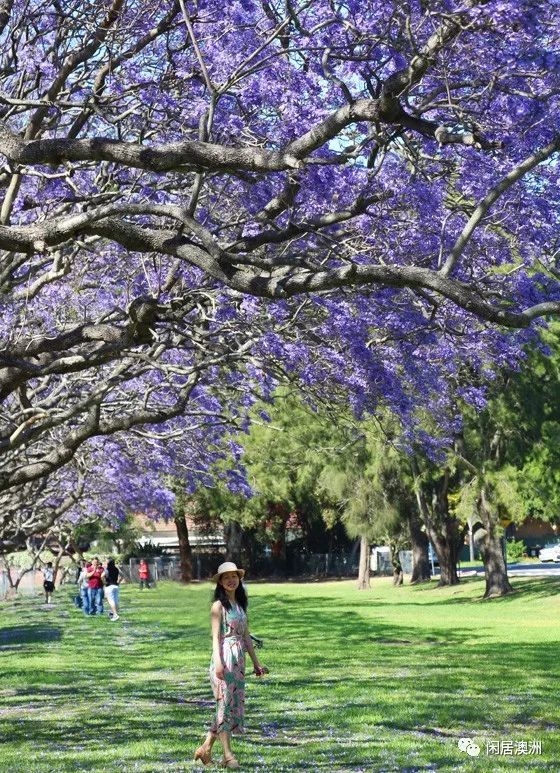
[81,220,560,328]
[227,190,393,252]
[381,14,463,100]
[441,135,560,277]
[0,377,196,491]
[0,475,86,553]
[0,92,495,177]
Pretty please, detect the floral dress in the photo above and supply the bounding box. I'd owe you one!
[210,601,248,734]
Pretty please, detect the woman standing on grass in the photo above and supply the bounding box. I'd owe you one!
[194,562,267,769]
[104,558,122,621]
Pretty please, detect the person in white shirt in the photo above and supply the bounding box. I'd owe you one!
[77,560,91,615]
[42,562,55,604]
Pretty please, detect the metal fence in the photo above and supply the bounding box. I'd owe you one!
[0,549,417,599]
[284,551,360,577]
[127,551,363,580]
[371,549,413,575]
[125,551,413,581]
[128,558,158,586]
[128,553,225,583]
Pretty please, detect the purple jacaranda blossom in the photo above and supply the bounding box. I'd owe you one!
[0,0,559,550]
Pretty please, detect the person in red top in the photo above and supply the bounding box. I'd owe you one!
[138,559,151,590]
[86,557,105,615]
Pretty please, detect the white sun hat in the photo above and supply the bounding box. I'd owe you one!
[211,561,246,583]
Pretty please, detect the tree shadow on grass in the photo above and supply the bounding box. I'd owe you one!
[1,587,559,770]
[497,576,560,601]
[0,624,62,650]
[249,593,479,648]
[403,576,560,603]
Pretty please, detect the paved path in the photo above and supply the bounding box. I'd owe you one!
[456,562,560,577]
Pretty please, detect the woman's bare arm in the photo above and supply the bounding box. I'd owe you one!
[211,601,224,679]
[244,623,265,675]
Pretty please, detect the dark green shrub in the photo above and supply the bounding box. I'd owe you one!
[506,538,526,562]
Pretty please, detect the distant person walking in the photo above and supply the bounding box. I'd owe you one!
[194,562,267,769]
[42,562,55,604]
[86,557,105,615]
[138,559,150,589]
[104,559,122,620]
[77,560,91,614]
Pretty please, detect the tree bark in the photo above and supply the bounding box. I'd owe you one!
[408,511,431,583]
[413,463,462,586]
[431,533,461,586]
[475,488,514,598]
[51,537,71,583]
[357,534,370,590]
[224,520,244,565]
[6,563,17,590]
[174,512,193,583]
[389,539,404,586]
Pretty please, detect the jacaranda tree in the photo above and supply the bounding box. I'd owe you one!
[1,1,559,551]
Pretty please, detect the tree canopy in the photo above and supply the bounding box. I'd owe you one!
[1,1,559,548]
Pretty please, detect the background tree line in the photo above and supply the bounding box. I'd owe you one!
[178,324,560,599]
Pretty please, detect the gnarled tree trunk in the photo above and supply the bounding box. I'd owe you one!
[390,543,403,586]
[431,533,461,586]
[51,538,70,584]
[174,512,193,583]
[170,480,193,583]
[475,487,513,598]
[413,463,463,586]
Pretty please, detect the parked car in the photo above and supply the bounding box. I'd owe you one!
[538,543,560,563]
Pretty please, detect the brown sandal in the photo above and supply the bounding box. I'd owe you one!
[221,756,240,769]
[194,745,213,765]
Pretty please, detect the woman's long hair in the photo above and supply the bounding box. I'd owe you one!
[213,579,248,611]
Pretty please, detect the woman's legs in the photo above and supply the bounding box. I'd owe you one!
[218,731,236,762]
[194,731,216,764]
[105,586,119,618]
[196,730,238,767]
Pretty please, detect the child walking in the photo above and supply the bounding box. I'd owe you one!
[42,561,55,604]
[194,562,267,769]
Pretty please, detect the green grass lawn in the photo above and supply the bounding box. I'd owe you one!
[1,576,559,772]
